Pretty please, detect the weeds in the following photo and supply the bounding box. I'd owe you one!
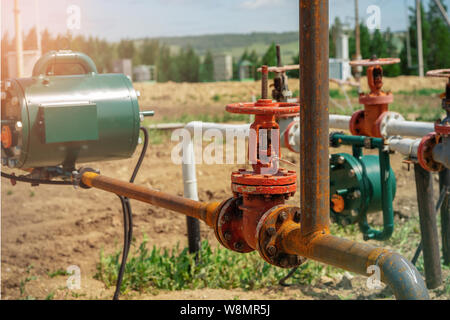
[19,265,37,299]
[47,269,70,278]
[95,237,344,294]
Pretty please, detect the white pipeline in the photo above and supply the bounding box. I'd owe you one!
[286,115,434,145]
[387,137,421,160]
[383,120,434,138]
[182,122,250,201]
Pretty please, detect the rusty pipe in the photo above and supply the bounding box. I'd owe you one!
[81,172,220,227]
[300,0,330,237]
[278,226,429,299]
[297,0,428,299]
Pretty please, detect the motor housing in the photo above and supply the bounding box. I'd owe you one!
[1,51,140,172]
[330,153,397,227]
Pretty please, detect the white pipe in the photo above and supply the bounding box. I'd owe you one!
[184,121,250,136]
[291,115,434,139]
[385,120,434,138]
[387,137,421,160]
[330,115,352,130]
[182,139,198,201]
[181,119,436,201]
[182,122,250,201]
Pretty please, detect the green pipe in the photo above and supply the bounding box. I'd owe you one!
[359,148,395,241]
[331,133,395,241]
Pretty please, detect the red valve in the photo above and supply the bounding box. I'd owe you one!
[427,69,450,136]
[426,69,450,79]
[349,57,400,138]
[215,66,301,255]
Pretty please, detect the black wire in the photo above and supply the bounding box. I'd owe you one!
[279,267,299,287]
[1,172,73,185]
[113,127,149,300]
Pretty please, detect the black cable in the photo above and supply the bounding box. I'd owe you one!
[279,267,299,287]
[113,127,149,300]
[1,171,73,185]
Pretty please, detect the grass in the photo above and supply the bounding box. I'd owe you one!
[19,265,37,300]
[95,236,344,295]
[47,269,70,278]
[397,88,443,97]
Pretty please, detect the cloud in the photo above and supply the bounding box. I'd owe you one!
[241,0,285,9]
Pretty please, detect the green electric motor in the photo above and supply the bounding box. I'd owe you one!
[330,153,397,227]
[1,51,141,172]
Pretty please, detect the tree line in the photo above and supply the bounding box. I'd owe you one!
[1,1,448,82]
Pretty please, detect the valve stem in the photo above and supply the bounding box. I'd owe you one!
[261,65,269,100]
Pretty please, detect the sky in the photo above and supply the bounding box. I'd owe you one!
[1,0,449,41]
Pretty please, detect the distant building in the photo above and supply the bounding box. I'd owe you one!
[133,65,157,82]
[6,50,41,78]
[239,60,254,82]
[112,59,133,79]
[213,54,233,81]
[329,31,351,81]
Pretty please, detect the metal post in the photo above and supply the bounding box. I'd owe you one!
[432,0,450,28]
[354,0,362,81]
[416,0,425,77]
[414,164,442,289]
[34,0,42,55]
[182,139,202,254]
[300,0,330,236]
[440,169,450,265]
[14,0,24,78]
[405,0,413,69]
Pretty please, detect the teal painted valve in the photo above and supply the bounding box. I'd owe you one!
[330,134,397,241]
[1,51,142,172]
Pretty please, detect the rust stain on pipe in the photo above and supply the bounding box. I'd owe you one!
[299,0,330,237]
[82,172,220,226]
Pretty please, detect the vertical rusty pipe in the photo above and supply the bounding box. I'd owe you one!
[414,164,442,289]
[261,65,269,99]
[299,0,330,236]
[440,169,450,265]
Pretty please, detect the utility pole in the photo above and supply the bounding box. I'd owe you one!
[405,0,413,68]
[35,0,42,55]
[14,0,24,78]
[354,0,362,81]
[433,0,450,27]
[416,0,424,77]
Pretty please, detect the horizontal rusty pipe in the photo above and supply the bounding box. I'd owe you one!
[297,0,428,299]
[278,225,429,299]
[81,172,220,227]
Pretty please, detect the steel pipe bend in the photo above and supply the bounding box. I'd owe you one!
[376,251,430,300]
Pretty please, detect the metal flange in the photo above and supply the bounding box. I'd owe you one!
[226,99,299,115]
[377,111,405,139]
[418,133,444,172]
[426,69,450,79]
[256,205,307,269]
[349,58,401,67]
[213,197,254,254]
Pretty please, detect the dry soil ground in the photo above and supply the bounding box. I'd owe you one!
[1,77,449,300]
